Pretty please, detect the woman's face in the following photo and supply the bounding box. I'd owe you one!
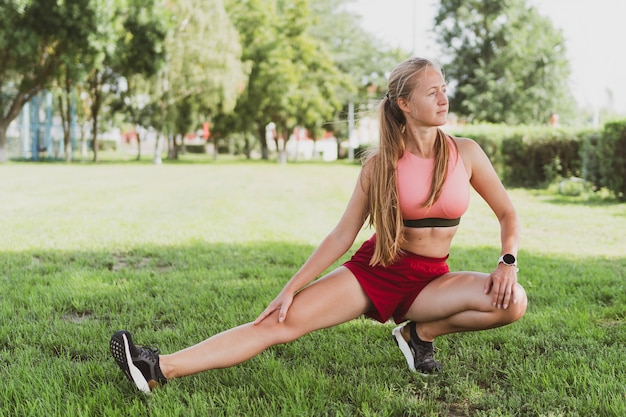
[400,67,449,127]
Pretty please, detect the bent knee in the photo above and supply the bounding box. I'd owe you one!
[506,282,528,322]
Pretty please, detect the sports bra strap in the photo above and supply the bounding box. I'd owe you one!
[403,217,460,228]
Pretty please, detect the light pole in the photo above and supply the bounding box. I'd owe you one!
[412,0,416,56]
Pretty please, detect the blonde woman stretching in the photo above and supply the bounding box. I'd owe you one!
[110,57,527,393]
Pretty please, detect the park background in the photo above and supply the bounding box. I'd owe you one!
[1,0,625,416]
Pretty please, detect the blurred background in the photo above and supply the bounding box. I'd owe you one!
[2,0,625,166]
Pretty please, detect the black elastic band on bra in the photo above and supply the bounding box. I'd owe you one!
[403,217,460,228]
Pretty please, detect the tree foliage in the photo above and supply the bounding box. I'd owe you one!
[0,0,98,161]
[108,0,167,161]
[2,0,589,164]
[435,0,576,124]
[156,0,246,160]
[215,0,406,161]
[221,0,296,158]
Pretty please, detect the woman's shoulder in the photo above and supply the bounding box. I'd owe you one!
[448,134,482,156]
[446,134,486,175]
[447,134,476,147]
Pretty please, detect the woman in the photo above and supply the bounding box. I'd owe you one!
[110,57,527,393]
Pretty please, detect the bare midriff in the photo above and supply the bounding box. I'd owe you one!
[401,226,458,258]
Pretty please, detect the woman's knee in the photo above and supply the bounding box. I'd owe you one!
[504,282,528,323]
[255,313,307,345]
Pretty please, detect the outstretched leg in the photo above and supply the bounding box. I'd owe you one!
[111,266,372,391]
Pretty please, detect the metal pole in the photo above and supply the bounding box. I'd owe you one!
[348,100,355,161]
[412,0,416,56]
[21,101,30,159]
[30,95,38,161]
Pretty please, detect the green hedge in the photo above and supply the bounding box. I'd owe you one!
[96,139,117,151]
[185,144,208,154]
[450,125,585,186]
[353,121,626,199]
[596,121,626,200]
[451,120,626,199]
[500,129,582,187]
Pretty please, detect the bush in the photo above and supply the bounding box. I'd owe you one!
[449,124,507,174]
[452,125,584,187]
[504,129,582,186]
[185,144,208,154]
[597,120,626,200]
[96,139,117,151]
[354,122,625,197]
[581,131,602,189]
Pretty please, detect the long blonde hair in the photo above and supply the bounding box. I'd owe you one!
[363,57,451,267]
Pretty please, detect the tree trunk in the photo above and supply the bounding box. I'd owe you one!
[89,68,103,162]
[0,125,8,163]
[244,137,251,159]
[91,114,99,162]
[135,128,142,161]
[258,125,268,160]
[58,80,73,163]
[0,90,30,163]
[167,133,178,160]
[153,133,163,165]
[80,123,88,159]
[279,123,289,164]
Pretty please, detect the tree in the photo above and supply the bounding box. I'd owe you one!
[158,0,247,160]
[55,0,106,163]
[109,0,167,161]
[271,0,346,162]
[308,0,406,155]
[222,0,348,160]
[221,0,292,159]
[310,0,406,101]
[0,0,98,162]
[434,0,576,124]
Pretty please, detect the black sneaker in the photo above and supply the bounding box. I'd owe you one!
[392,322,442,375]
[109,330,167,393]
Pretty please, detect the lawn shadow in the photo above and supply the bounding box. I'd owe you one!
[1,241,624,415]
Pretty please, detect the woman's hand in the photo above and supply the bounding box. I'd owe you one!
[253,289,295,325]
[484,264,518,309]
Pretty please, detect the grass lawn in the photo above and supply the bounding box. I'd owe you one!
[1,154,624,416]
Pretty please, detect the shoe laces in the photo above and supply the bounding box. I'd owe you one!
[135,345,160,362]
[412,341,435,362]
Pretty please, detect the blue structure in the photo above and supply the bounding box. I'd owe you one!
[18,90,76,160]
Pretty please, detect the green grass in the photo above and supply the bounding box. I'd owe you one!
[1,155,625,416]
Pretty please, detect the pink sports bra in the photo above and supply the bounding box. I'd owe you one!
[397,138,470,227]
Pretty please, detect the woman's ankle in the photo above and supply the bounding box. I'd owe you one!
[413,323,434,343]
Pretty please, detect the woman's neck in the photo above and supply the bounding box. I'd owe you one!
[405,126,439,159]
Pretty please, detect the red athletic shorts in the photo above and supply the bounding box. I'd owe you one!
[343,235,449,324]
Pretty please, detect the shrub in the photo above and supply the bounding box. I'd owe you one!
[453,125,584,187]
[185,144,208,154]
[97,139,117,151]
[597,120,626,200]
[581,131,602,189]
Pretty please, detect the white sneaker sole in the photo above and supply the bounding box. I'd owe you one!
[392,325,416,372]
[122,333,152,394]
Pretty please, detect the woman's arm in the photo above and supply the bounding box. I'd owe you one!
[459,138,520,309]
[254,167,371,324]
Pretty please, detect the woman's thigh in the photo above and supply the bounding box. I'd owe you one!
[403,271,494,323]
[281,266,373,335]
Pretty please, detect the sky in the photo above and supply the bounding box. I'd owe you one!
[346,0,626,115]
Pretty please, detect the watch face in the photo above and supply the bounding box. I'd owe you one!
[503,254,516,264]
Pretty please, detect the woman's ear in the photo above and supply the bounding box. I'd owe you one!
[397,97,410,113]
